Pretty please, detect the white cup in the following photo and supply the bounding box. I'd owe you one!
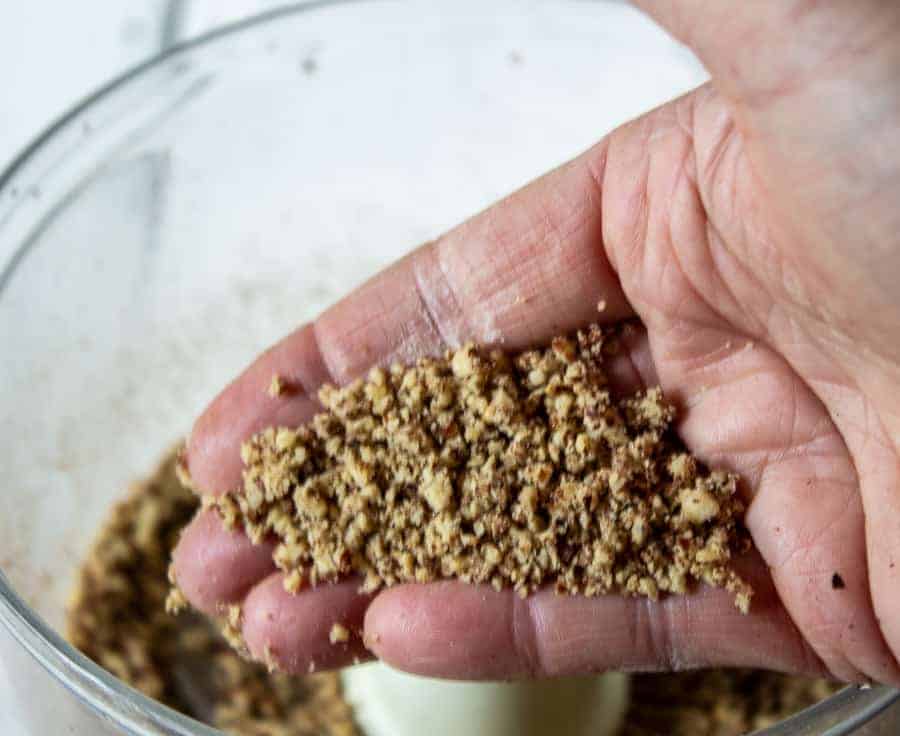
[342,663,630,736]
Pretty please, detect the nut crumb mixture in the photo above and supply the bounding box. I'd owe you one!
[330,622,351,644]
[67,451,359,736]
[268,374,286,399]
[216,325,752,611]
[621,669,841,736]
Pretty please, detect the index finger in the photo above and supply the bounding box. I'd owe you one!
[186,141,631,496]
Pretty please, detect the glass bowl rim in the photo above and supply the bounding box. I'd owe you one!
[0,1,897,734]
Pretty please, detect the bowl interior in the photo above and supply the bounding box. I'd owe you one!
[0,1,711,731]
[0,0,705,628]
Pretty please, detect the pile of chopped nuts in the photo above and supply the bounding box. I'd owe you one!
[622,669,841,736]
[213,325,753,612]
[67,450,359,736]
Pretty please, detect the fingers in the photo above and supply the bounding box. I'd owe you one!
[174,521,817,680]
[171,510,374,673]
[242,573,374,674]
[363,557,823,680]
[187,142,634,496]
[171,509,276,616]
[315,154,632,382]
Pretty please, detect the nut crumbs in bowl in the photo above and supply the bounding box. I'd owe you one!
[67,451,359,736]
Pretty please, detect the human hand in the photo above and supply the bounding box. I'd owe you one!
[172,1,900,685]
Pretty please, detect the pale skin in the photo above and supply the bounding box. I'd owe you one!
[172,1,900,684]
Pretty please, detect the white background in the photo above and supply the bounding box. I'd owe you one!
[0,1,298,172]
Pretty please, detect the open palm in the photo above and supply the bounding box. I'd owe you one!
[173,1,900,685]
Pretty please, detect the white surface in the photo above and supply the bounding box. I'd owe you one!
[0,2,168,171]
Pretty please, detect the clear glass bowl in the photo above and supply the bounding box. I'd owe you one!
[0,2,897,734]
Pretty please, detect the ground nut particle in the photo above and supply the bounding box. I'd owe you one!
[330,623,350,645]
[680,485,722,525]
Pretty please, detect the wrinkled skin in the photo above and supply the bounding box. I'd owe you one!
[173,1,900,684]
